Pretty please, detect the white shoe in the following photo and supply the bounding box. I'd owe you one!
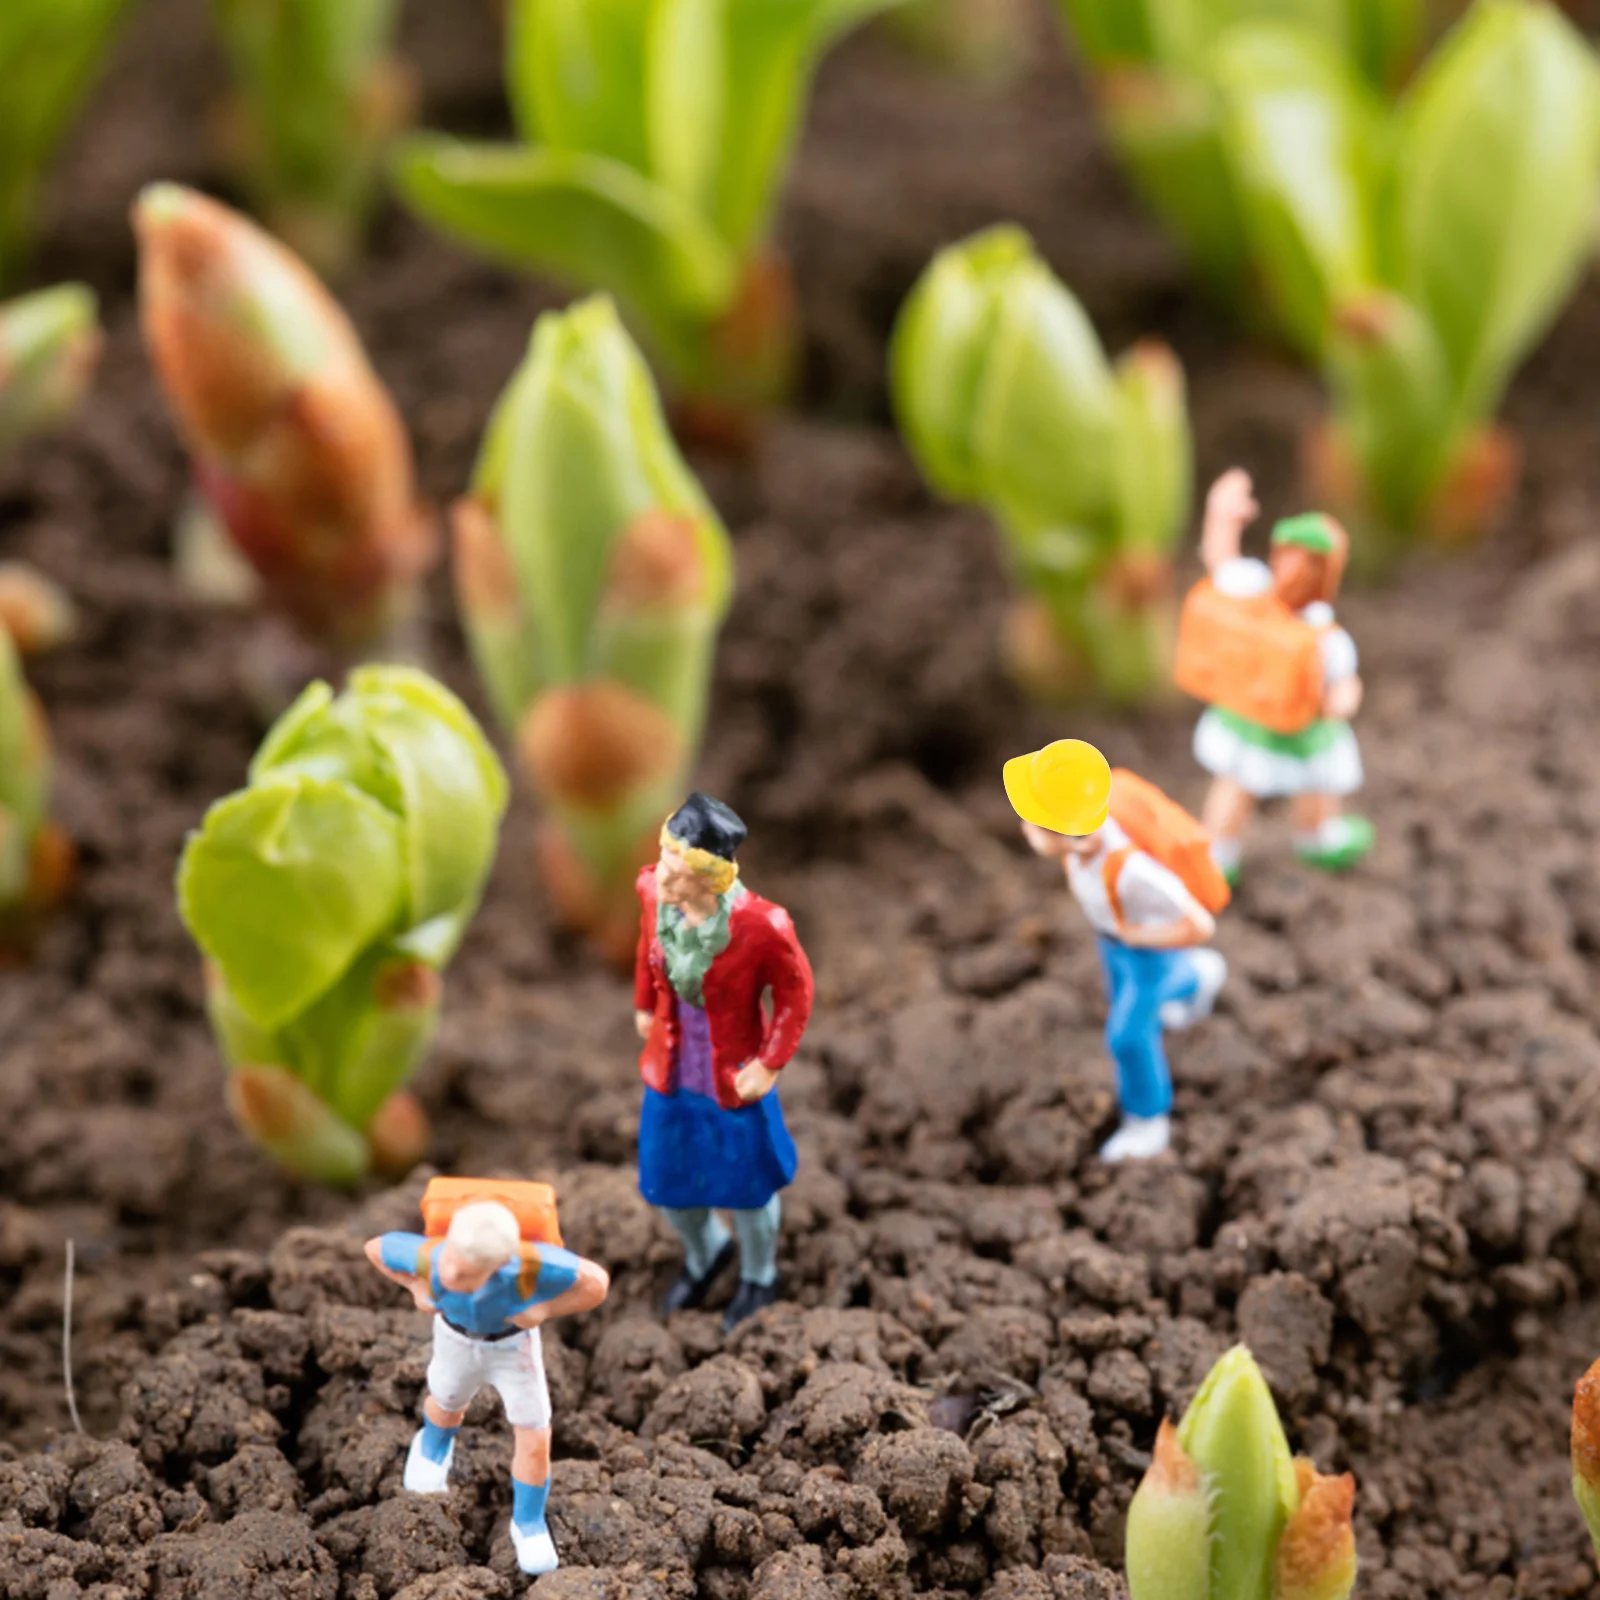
[511,1522,560,1575]
[1159,949,1228,1030]
[1099,1114,1172,1163]
[403,1429,454,1493]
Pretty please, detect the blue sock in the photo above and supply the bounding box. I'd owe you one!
[419,1418,458,1465]
[512,1474,550,1533]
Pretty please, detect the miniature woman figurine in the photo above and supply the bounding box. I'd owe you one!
[634,792,814,1330]
[1191,468,1374,881]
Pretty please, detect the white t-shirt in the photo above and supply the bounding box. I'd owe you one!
[1066,820,1210,939]
[1212,557,1357,685]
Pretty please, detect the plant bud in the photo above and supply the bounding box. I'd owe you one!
[0,285,101,454]
[456,296,731,960]
[1275,1459,1357,1600]
[1125,1420,1214,1600]
[136,183,435,647]
[1177,1346,1300,1600]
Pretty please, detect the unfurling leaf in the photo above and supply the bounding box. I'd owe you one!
[178,668,507,1184]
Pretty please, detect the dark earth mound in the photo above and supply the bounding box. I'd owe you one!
[6,1,1600,1595]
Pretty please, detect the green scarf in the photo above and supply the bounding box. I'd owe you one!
[658,884,743,1005]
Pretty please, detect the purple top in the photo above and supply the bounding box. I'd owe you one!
[673,996,716,1098]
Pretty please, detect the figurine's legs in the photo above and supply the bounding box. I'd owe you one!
[485,1331,559,1575]
[660,1205,732,1280]
[1097,939,1207,1161]
[1290,792,1374,871]
[720,1196,783,1330]
[509,1425,558,1575]
[1202,777,1256,880]
[730,1196,781,1288]
[405,1323,484,1493]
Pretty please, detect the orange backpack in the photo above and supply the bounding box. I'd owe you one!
[1173,577,1324,735]
[420,1177,563,1246]
[1103,769,1231,920]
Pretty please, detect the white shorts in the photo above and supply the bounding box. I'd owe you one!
[1193,710,1364,799]
[426,1317,550,1430]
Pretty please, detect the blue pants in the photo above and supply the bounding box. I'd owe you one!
[1096,936,1204,1119]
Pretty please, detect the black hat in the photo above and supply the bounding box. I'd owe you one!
[664,793,746,860]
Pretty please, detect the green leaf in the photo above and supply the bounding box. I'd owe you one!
[498,295,727,684]
[509,0,654,165]
[1178,1345,1299,1600]
[1343,0,1422,87]
[1325,289,1456,531]
[1052,0,1160,69]
[1111,340,1192,557]
[391,134,739,373]
[647,0,727,220]
[968,241,1118,537]
[346,666,509,958]
[1211,22,1383,360]
[1389,0,1600,425]
[889,223,1021,503]
[177,776,406,1030]
[706,0,905,255]
[0,0,133,285]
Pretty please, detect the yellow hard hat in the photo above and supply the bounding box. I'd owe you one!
[1003,739,1111,835]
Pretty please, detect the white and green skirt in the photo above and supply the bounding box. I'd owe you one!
[1194,708,1363,799]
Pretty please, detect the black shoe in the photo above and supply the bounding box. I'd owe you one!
[721,1279,779,1332]
[662,1238,737,1315]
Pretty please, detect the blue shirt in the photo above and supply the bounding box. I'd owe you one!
[378,1232,581,1336]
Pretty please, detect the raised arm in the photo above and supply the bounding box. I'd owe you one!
[1199,468,1260,575]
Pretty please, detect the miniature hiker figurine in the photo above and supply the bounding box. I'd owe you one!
[1005,745,1228,1163]
[635,793,814,1330]
[366,1179,609,1576]
[1177,468,1373,882]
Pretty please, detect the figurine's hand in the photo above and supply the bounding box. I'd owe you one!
[1323,675,1363,721]
[635,1008,654,1040]
[734,1059,780,1102]
[410,1282,437,1313]
[1201,469,1258,569]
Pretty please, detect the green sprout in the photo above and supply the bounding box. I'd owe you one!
[885,0,1033,83]
[890,224,1191,704]
[0,284,102,457]
[1051,0,1424,313]
[1127,1346,1357,1600]
[1216,0,1600,565]
[0,0,135,289]
[211,0,413,275]
[393,0,905,417]
[0,565,76,957]
[176,667,508,1186]
[452,294,731,962]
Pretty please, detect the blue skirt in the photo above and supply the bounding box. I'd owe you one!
[638,1086,796,1211]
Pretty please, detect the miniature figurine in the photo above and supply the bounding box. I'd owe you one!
[634,792,814,1330]
[1175,468,1373,882]
[366,1177,610,1576]
[1005,744,1228,1162]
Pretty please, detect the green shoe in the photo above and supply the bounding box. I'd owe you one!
[1293,815,1374,872]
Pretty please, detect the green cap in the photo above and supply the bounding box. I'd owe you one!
[1270,513,1337,554]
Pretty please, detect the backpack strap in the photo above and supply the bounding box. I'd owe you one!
[1102,847,1133,932]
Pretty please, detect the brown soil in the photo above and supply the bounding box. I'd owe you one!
[6,1,1600,1595]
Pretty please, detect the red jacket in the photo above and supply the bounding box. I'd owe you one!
[634,866,814,1111]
